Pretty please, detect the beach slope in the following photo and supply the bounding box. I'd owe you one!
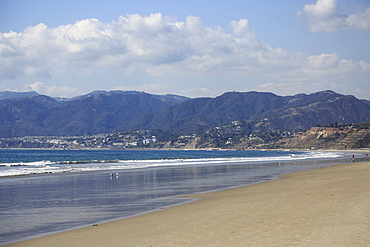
[6,162,370,247]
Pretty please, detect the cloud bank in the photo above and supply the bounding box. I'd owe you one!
[301,0,370,32]
[0,12,369,96]
[24,82,79,97]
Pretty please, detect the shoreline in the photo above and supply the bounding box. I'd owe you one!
[5,161,370,247]
[1,149,353,179]
[1,147,369,151]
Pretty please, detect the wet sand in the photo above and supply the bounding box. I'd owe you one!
[5,162,370,247]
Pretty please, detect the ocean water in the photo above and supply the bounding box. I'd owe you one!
[0,149,354,245]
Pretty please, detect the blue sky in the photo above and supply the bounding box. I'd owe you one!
[1,0,369,99]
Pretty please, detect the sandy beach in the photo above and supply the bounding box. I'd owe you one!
[5,161,370,247]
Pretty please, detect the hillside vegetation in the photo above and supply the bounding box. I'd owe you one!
[1,90,370,139]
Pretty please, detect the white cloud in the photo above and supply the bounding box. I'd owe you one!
[304,53,370,76]
[180,88,212,98]
[347,6,370,30]
[0,12,369,97]
[230,18,256,40]
[0,13,269,80]
[301,0,370,32]
[307,53,340,69]
[25,82,80,97]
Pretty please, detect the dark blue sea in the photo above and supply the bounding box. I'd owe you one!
[0,149,354,245]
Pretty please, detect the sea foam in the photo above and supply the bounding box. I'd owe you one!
[0,151,343,177]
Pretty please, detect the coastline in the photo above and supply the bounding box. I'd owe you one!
[5,161,370,247]
[1,147,369,157]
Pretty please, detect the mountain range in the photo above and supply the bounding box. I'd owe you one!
[0,90,369,138]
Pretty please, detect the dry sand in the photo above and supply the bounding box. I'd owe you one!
[5,162,370,247]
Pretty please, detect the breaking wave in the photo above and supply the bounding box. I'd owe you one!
[0,151,345,177]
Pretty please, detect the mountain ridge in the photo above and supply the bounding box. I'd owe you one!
[1,90,369,138]
[0,91,40,100]
[120,90,370,133]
